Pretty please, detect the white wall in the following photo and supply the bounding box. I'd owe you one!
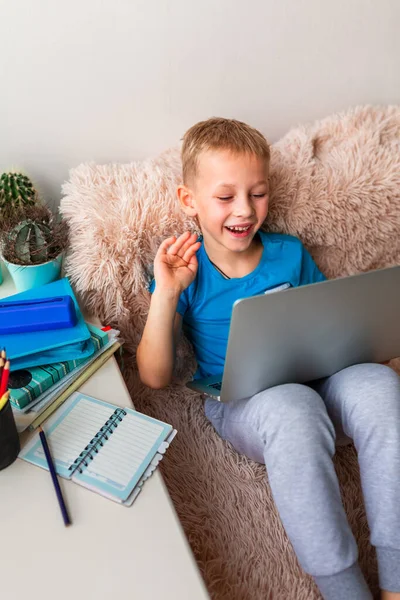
[0,0,399,207]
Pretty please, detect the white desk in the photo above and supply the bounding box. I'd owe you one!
[0,264,209,600]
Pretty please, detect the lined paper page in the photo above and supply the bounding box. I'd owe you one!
[20,393,174,502]
[37,399,113,468]
[81,413,165,488]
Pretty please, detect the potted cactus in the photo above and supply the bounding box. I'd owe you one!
[0,204,69,292]
[0,172,40,285]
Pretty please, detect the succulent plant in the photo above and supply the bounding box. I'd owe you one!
[1,205,69,266]
[8,219,51,265]
[0,172,37,213]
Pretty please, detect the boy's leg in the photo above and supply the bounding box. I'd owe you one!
[311,363,400,596]
[204,384,372,600]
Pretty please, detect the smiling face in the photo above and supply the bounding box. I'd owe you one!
[178,149,269,258]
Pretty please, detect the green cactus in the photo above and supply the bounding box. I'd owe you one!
[0,172,37,212]
[8,219,51,265]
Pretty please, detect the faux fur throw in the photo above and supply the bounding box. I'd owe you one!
[60,105,400,600]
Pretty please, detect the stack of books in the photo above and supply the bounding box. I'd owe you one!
[1,277,122,432]
[10,323,121,432]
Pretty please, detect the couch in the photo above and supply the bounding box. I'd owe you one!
[60,105,400,600]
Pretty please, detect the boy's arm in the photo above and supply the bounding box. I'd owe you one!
[136,231,201,389]
[136,289,182,389]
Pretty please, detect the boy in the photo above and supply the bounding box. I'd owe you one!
[136,118,400,600]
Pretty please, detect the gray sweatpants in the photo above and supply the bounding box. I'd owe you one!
[204,363,400,600]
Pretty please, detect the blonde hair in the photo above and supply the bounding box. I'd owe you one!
[181,117,270,184]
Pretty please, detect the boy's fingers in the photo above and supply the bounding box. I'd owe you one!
[157,232,198,259]
[188,253,199,270]
[167,231,193,255]
[183,241,201,264]
[157,236,177,256]
[176,233,199,258]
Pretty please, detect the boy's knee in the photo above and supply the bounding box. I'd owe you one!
[254,383,326,420]
[253,384,334,447]
[340,363,400,414]
[333,365,400,442]
[343,362,399,384]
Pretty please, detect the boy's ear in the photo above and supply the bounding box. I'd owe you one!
[177,185,197,217]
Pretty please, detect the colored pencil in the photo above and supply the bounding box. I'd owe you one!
[0,357,4,382]
[38,426,71,527]
[0,360,10,398]
[0,348,6,360]
[0,390,10,412]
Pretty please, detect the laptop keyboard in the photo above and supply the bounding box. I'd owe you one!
[209,382,222,391]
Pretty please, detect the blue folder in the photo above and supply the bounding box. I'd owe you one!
[0,278,94,371]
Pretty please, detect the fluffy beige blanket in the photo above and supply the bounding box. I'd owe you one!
[60,105,400,599]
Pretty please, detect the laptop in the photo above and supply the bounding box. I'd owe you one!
[186,265,400,402]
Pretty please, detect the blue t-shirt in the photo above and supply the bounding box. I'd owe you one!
[150,232,326,379]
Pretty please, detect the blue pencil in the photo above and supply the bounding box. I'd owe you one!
[38,427,71,527]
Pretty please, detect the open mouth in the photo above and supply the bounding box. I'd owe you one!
[225,224,253,238]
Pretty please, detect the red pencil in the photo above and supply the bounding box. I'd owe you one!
[0,360,10,398]
[0,358,4,382]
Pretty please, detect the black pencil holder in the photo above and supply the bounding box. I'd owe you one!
[0,399,20,470]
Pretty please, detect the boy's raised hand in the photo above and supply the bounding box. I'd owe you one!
[154,232,202,293]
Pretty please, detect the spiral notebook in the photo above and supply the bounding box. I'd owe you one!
[19,392,177,506]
